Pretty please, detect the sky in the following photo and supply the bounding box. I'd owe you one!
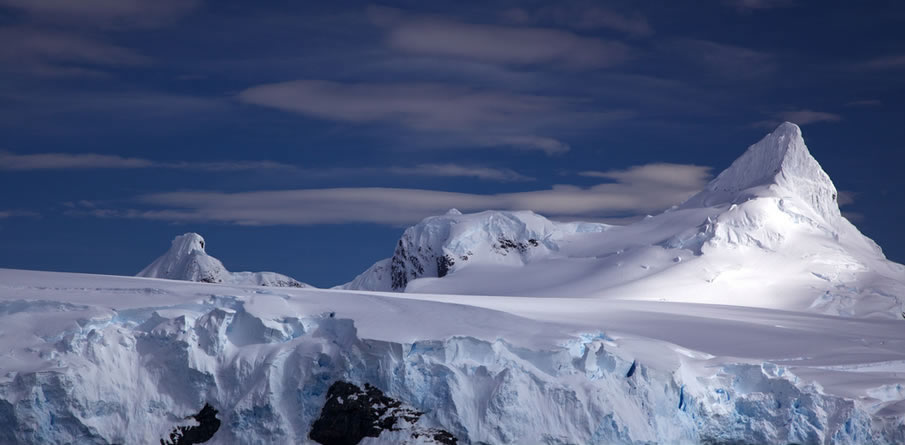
[0,0,903,287]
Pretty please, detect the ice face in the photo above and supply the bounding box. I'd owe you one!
[0,293,901,445]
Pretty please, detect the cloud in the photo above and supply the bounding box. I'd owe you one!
[0,26,149,77]
[777,110,842,125]
[386,164,534,182]
[238,79,630,155]
[0,151,293,171]
[670,39,776,80]
[0,0,201,29]
[846,99,882,107]
[836,190,856,207]
[369,6,631,69]
[861,54,905,71]
[578,163,712,189]
[753,110,842,128]
[0,151,532,182]
[78,163,712,226]
[727,0,796,11]
[500,4,652,36]
[0,210,39,219]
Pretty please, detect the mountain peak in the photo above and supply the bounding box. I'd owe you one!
[170,232,206,255]
[138,233,309,287]
[688,122,841,221]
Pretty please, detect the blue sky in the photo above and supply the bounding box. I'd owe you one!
[0,0,903,287]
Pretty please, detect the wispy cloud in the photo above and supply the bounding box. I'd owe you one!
[76,163,712,226]
[861,54,905,70]
[753,109,842,128]
[0,151,295,171]
[369,6,632,69]
[0,151,532,182]
[0,210,39,219]
[836,190,856,207]
[238,79,630,155]
[777,110,842,125]
[0,0,201,29]
[500,4,652,36]
[578,163,712,189]
[727,0,796,11]
[669,39,776,81]
[846,99,882,107]
[385,164,534,182]
[0,26,149,77]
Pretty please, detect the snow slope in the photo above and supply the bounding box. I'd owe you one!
[2,123,905,444]
[339,209,610,292]
[139,233,309,288]
[1,269,904,444]
[344,123,905,319]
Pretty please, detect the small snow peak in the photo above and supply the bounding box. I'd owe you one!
[773,121,803,139]
[446,208,463,216]
[171,233,206,255]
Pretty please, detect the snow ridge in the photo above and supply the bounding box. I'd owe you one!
[138,233,309,288]
[687,122,841,223]
[340,210,609,291]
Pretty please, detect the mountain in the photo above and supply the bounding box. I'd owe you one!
[343,123,905,319]
[138,233,310,288]
[2,123,905,445]
[339,209,610,292]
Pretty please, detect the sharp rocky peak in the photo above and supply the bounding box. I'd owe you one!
[686,122,841,221]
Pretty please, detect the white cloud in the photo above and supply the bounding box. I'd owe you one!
[0,151,296,171]
[0,210,39,219]
[579,163,712,189]
[501,5,652,36]
[369,6,631,69]
[80,163,712,226]
[0,152,532,182]
[753,110,842,128]
[386,164,534,182]
[0,26,149,77]
[0,0,201,29]
[238,79,630,155]
[777,110,842,125]
[669,39,776,80]
[862,54,905,70]
[0,151,156,170]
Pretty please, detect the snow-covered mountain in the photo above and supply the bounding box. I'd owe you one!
[138,233,310,288]
[2,123,905,444]
[343,123,905,319]
[339,209,610,292]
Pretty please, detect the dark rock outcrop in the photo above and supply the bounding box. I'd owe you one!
[310,381,457,445]
[160,403,221,445]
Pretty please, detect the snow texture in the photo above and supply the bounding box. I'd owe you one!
[1,123,905,444]
[138,233,309,288]
[343,123,905,320]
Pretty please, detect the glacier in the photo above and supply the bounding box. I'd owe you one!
[1,271,904,444]
[2,122,905,444]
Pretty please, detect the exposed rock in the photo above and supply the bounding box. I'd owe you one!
[310,381,457,445]
[160,403,220,445]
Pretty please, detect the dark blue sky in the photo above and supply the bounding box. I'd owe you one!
[1,0,903,287]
